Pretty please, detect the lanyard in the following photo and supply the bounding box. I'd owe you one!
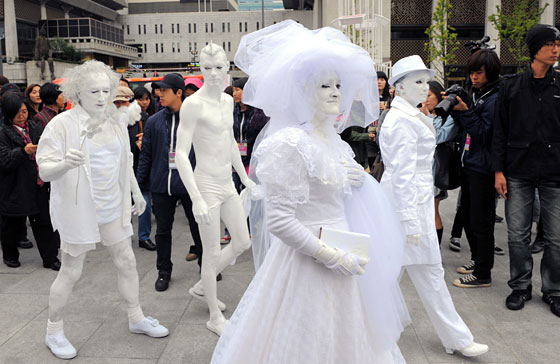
[239,113,245,142]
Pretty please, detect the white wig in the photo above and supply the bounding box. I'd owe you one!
[200,42,228,65]
[60,60,120,102]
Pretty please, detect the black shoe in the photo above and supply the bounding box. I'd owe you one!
[139,239,156,251]
[452,274,492,288]
[542,294,560,318]
[495,214,504,223]
[494,246,505,255]
[17,239,33,249]
[3,258,21,268]
[530,238,545,254]
[506,286,532,310]
[43,259,61,271]
[155,274,170,292]
[217,273,222,282]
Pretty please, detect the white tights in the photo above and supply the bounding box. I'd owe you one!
[197,195,251,321]
[48,238,143,326]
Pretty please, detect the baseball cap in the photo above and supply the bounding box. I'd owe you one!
[113,85,134,102]
[153,73,185,91]
[1,83,20,96]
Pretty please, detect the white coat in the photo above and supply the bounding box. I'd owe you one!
[36,105,133,244]
[379,96,441,266]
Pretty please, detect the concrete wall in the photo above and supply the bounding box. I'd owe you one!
[25,60,78,85]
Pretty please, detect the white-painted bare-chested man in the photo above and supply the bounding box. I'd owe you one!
[176,43,254,336]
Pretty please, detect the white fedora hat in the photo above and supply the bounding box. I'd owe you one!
[388,55,435,86]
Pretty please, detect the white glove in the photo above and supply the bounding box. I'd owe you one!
[406,234,421,245]
[192,198,211,225]
[65,148,86,168]
[313,241,369,276]
[243,180,264,200]
[38,148,85,181]
[343,160,365,188]
[131,192,146,215]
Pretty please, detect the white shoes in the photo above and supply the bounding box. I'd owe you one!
[129,316,169,338]
[445,342,488,357]
[45,333,77,360]
[206,316,229,336]
[189,287,227,311]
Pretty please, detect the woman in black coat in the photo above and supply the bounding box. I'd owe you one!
[0,92,60,269]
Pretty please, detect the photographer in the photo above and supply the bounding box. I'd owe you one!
[449,48,502,289]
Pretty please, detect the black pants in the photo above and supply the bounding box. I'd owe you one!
[451,202,464,239]
[460,168,495,280]
[152,192,202,276]
[1,186,60,264]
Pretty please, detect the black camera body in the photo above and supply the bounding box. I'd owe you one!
[465,36,496,54]
[434,84,468,118]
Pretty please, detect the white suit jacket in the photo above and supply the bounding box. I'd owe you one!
[36,104,133,244]
[379,96,441,265]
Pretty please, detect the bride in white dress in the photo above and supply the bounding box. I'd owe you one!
[211,20,410,364]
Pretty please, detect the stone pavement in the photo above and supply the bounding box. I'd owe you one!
[0,189,558,364]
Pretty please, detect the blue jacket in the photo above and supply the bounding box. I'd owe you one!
[452,78,500,175]
[136,107,195,195]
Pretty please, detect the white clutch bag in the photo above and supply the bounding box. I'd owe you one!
[319,227,370,260]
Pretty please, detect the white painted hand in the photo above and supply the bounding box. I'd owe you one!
[192,198,211,225]
[64,148,86,169]
[406,234,421,245]
[131,192,146,215]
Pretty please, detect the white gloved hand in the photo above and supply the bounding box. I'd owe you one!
[192,198,211,225]
[342,160,365,188]
[244,180,264,200]
[313,241,369,275]
[131,192,146,215]
[65,148,86,169]
[406,234,421,245]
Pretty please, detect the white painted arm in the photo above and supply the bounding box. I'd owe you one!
[176,99,210,224]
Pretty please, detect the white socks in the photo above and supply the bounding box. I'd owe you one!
[127,305,145,324]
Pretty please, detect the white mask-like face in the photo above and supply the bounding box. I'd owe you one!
[396,70,432,107]
[314,74,341,117]
[200,52,228,87]
[78,72,111,117]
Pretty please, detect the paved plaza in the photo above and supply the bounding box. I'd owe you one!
[0,189,558,364]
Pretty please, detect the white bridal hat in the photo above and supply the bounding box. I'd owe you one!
[389,55,435,86]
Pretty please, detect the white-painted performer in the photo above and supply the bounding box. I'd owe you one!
[37,60,169,360]
[176,43,253,336]
[379,55,488,357]
[210,20,410,364]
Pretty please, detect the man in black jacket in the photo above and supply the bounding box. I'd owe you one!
[137,73,203,292]
[451,49,502,289]
[494,24,560,317]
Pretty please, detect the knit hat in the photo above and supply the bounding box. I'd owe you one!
[526,24,560,59]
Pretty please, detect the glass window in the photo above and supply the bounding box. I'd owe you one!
[143,24,146,34]
[138,24,141,34]
[228,41,231,52]
[194,42,197,50]
[228,22,230,32]
[239,22,242,32]
[189,42,192,51]
[222,23,225,33]
[160,24,163,33]
[172,42,175,52]
[205,23,208,33]
[256,22,259,30]
[161,43,164,52]
[245,22,247,32]
[222,41,226,49]
[156,43,158,53]
[172,24,174,34]
[177,24,180,33]
[194,23,197,33]
[79,19,90,37]
[211,23,214,32]
[155,24,158,34]
[144,43,147,53]
[59,19,69,37]
[177,42,180,52]
[127,24,130,35]
[188,23,191,33]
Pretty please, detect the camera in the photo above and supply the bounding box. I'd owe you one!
[465,36,495,54]
[434,84,468,118]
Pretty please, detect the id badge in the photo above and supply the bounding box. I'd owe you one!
[238,142,248,156]
[464,133,471,151]
[169,151,177,169]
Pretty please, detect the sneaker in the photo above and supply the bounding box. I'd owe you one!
[155,274,170,292]
[17,239,33,249]
[453,274,492,288]
[45,333,77,359]
[185,253,198,261]
[449,237,461,252]
[494,246,505,255]
[457,260,475,274]
[506,286,532,310]
[129,316,169,338]
[139,239,156,251]
[542,294,560,318]
[446,342,488,357]
[220,235,231,245]
[495,214,504,223]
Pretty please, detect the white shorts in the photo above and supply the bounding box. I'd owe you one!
[60,218,133,257]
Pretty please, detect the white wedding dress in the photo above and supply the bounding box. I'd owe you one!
[211,127,410,364]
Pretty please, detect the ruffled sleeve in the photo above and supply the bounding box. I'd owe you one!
[254,128,310,204]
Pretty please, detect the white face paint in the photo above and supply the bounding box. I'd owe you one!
[314,74,341,117]
[200,52,228,87]
[78,72,111,117]
[396,70,432,107]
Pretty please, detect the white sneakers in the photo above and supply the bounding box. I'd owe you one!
[129,316,169,338]
[45,333,77,360]
[206,316,229,336]
[445,342,489,357]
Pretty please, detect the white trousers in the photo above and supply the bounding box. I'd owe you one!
[404,264,473,350]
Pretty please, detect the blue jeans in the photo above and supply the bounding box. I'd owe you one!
[138,190,152,241]
[506,178,560,295]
